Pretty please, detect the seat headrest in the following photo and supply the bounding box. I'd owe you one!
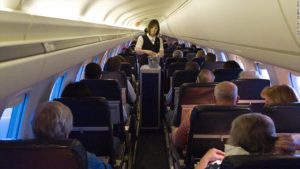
[220,154,300,169]
[173,70,199,87]
[194,105,250,112]
[0,139,87,169]
[232,79,270,100]
[81,79,121,100]
[56,97,111,126]
[180,82,217,88]
[102,71,127,88]
[262,102,300,133]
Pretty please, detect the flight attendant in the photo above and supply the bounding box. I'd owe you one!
[135,19,164,57]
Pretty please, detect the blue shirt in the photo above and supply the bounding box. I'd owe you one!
[87,152,112,169]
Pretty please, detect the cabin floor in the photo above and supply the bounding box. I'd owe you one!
[133,129,169,169]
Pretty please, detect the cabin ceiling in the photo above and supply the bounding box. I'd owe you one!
[1,0,300,72]
[1,0,188,29]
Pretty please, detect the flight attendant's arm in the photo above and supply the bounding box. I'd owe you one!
[158,37,164,58]
[135,36,156,56]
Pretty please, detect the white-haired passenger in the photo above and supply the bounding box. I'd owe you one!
[238,70,261,79]
[195,113,295,169]
[32,101,112,169]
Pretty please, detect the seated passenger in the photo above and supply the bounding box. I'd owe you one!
[238,70,261,79]
[61,82,92,98]
[195,113,278,169]
[196,69,215,83]
[171,81,239,154]
[261,85,299,105]
[84,62,129,121]
[165,62,200,105]
[223,60,241,69]
[195,49,205,59]
[32,101,112,169]
[172,50,183,58]
[185,61,200,71]
[205,53,216,62]
[104,57,136,103]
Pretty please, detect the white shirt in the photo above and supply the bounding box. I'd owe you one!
[135,33,164,52]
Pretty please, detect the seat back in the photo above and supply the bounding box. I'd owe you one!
[122,55,136,67]
[232,79,270,100]
[213,69,243,82]
[120,62,133,78]
[186,105,251,166]
[201,61,225,71]
[0,139,87,169]
[170,70,199,109]
[165,58,178,69]
[220,155,300,169]
[168,62,186,78]
[262,103,300,133]
[192,58,205,66]
[173,70,199,88]
[56,97,114,159]
[80,79,124,125]
[174,83,216,126]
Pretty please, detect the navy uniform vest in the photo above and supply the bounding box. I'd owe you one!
[141,35,160,53]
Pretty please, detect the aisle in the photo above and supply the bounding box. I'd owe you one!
[133,129,169,169]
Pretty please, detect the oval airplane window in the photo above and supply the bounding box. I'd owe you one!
[0,94,29,139]
[49,73,67,101]
[289,73,300,97]
[255,63,270,80]
[93,57,99,64]
[219,52,227,62]
[75,65,85,82]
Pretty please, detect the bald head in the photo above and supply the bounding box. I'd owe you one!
[214,81,239,105]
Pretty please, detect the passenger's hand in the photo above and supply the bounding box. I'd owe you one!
[195,148,225,169]
[275,134,296,154]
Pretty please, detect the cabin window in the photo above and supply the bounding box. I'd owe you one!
[75,65,85,82]
[0,94,29,139]
[219,52,227,62]
[101,51,109,70]
[289,73,300,97]
[109,49,115,58]
[210,49,215,54]
[237,61,245,70]
[93,57,99,64]
[255,63,270,79]
[49,73,67,100]
[202,48,207,55]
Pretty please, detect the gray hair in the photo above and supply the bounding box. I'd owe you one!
[32,101,73,139]
[228,113,276,153]
[196,69,215,83]
[239,70,261,79]
[214,81,238,104]
[172,50,183,58]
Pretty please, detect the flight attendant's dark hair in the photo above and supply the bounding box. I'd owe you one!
[147,19,160,35]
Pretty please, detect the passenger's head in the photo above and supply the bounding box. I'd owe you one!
[61,82,92,98]
[115,55,127,62]
[195,49,205,58]
[185,61,200,71]
[261,85,299,105]
[196,69,215,83]
[32,101,73,140]
[214,81,239,105]
[84,63,102,79]
[228,113,276,154]
[172,50,183,58]
[223,60,241,69]
[104,57,121,72]
[205,53,216,62]
[147,19,160,36]
[239,70,261,79]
